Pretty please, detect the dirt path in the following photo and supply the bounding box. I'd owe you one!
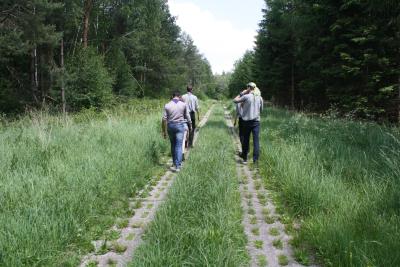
[79,106,214,267]
[224,107,312,267]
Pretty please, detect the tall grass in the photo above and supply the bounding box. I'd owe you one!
[130,106,249,266]
[258,107,400,266]
[0,99,169,266]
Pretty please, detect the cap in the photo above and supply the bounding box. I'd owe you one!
[247,82,256,88]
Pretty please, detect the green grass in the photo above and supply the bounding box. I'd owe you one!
[257,254,268,266]
[269,227,280,236]
[257,107,400,266]
[254,240,264,249]
[251,227,260,236]
[273,239,283,249]
[250,216,257,225]
[129,106,249,266]
[0,99,172,266]
[278,254,289,265]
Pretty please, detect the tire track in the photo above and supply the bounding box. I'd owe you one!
[224,107,315,267]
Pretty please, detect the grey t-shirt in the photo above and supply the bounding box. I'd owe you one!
[233,94,263,121]
[163,100,192,124]
[182,93,199,113]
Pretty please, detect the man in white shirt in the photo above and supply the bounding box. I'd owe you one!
[182,85,200,147]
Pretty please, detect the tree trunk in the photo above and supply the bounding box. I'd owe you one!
[61,38,66,114]
[82,0,92,48]
[291,60,295,110]
[398,75,400,123]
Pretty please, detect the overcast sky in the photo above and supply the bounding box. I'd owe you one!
[168,0,265,74]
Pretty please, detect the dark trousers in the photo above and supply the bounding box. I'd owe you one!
[241,120,260,162]
[238,117,244,146]
[188,111,196,146]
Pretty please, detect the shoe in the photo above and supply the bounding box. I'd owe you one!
[170,166,176,172]
[175,167,181,172]
[242,160,248,165]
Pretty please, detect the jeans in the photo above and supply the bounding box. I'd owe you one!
[241,120,260,162]
[167,122,185,168]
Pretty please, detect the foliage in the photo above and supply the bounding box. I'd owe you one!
[65,47,114,110]
[230,0,400,121]
[228,51,255,96]
[0,0,215,113]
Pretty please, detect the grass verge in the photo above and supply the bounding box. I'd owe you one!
[258,107,400,266]
[0,99,170,266]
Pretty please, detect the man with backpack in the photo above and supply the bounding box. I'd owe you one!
[182,85,200,147]
[233,82,263,164]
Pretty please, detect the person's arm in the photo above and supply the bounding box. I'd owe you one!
[195,97,200,121]
[162,106,168,139]
[184,105,192,130]
[233,88,251,103]
[161,119,167,139]
[260,97,264,112]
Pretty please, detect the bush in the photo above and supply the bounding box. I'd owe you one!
[65,47,114,110]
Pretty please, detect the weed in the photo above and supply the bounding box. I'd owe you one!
[133,201,142,209]
[254,240,263,249]
[141,212,149,218]
[131,222,143,228]
[251,227,260,236]
[273,239,283,249]
[113,242,127,254]
[294,249,310,265]
[250,216,257,224]
[264,216,275,224]
[269,227,280,236]
[87,260,98,267]
[107,258,116,267]
[278,254,289,266]
[254,181,262,190]
[248,208,256,215]
[257,255,268,267]
[262,208,270,216]
[116,219,129,229]
[125,233,135,241]
[105,230,120,241]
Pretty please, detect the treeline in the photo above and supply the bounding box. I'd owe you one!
[229,0,400,122]
[0,0,215,114]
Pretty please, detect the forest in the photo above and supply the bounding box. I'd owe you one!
[0,0,217,114]
[229,0,400,122]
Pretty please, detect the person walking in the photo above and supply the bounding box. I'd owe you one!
[233,82,263,164]
[162,92,192,172]
[182,85,200,147]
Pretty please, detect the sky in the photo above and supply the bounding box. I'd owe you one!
[168,0,265,74]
